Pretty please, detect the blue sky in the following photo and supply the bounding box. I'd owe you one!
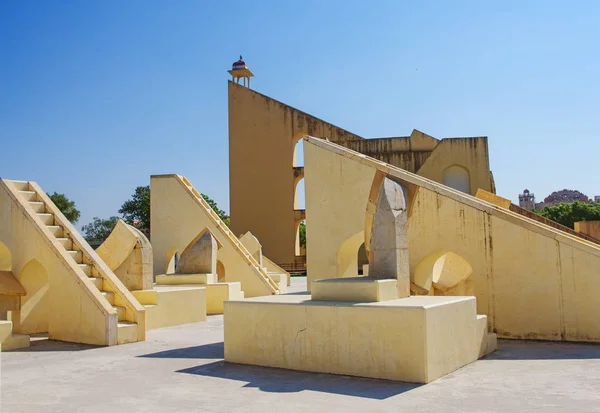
[2,1,599,228]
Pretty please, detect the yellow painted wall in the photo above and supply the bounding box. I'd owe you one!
[228,81,363,266]
[134,287,206,330]
[304,137,600,342]
[96,220,153,290]
[0,180,118,345]
[416,137,493,195]
[575,221,600,240]
[150,174,278,297]
[224,294,492,383]
[229,82,494,270]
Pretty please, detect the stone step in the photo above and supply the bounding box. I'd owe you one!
[117,322,138,345]
[47,225,63,237]
[101,291,115,305]
[78,264,92,276]
[19,190,37,202]
[113,306,126,321]
[2,333,31,351]
[67,250,83,264]
[56,237,73,250]
[11,181,30,191]
[89,277,103,289]
[37,213,54,225]
[29,201,45,213]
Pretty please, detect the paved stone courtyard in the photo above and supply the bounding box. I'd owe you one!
[2,277,600,412]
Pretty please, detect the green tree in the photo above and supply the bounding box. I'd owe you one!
[82,216,119,242]
[118,185,230,232]
[299,221,306,247]
[537,201,600,229]
[201,194,229,224]
[119,186,150,232]
[49,192,81,224]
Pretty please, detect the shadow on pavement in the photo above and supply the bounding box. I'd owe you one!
[484,339,600,360]
[177,359,420,400]
[8,337,100,352]
[138,342,224,359]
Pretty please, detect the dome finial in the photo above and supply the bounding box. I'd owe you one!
[228,56,254,88]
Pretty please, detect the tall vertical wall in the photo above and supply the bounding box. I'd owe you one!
[228,81,494,267]
[228,81,363,266]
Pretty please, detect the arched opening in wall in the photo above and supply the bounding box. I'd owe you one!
[357,243,368,275]
[165,248,179,274]
[294,177,305,210]
[336,231,364,279]
[295,220,306,257]
[0,241,11,271]
[292,134,305,168]
[17,259,50,334]
[216,260,225,282]
[442,165,471,194]
[412,250,473,296]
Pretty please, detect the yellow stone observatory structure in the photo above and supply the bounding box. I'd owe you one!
[0,179,145,349]
[95,219,207,329]
[150,174,284,302]
[224,136,497,383]
[302,137,600,342]
[228,63,495,272]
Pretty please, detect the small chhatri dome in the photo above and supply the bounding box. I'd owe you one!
[524,189,530,194]
[232,55,248,70]
[228,55,254,88]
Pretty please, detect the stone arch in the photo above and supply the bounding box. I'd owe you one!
[294,220,303,256]
[357,242,368,274]
[442,165,471,194]
[177,228,219,275]
[0,240,11,271]
[16,259,50,334]
[216,260,225,282]
[294,177,305,211]
[413,250,473,296]
[292,133,307,167]
[336,231,364,278]
[165,248,179,274]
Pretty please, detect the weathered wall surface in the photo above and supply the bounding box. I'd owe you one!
[229,82,494,268]
[416,137,493,195]
[574,221,600,242]
[228,81,363,266]
[304,137,600,342]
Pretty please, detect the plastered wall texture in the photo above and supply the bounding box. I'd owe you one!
[228,81,493,267]
[304,137,600,343]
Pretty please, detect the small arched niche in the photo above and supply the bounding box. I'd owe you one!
[413,250,473,296]
[165,249,179,274]
[336,231,364,278]
[216,260,225,282]
[17,259,50,334]
[357,243,368,274]
[442,165,471,194]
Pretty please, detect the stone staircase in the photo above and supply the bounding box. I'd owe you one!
[4,180,144,345]
[178,175,280,294]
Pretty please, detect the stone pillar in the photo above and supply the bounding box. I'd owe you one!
[176,231,217,274]
[369,177,410,298]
